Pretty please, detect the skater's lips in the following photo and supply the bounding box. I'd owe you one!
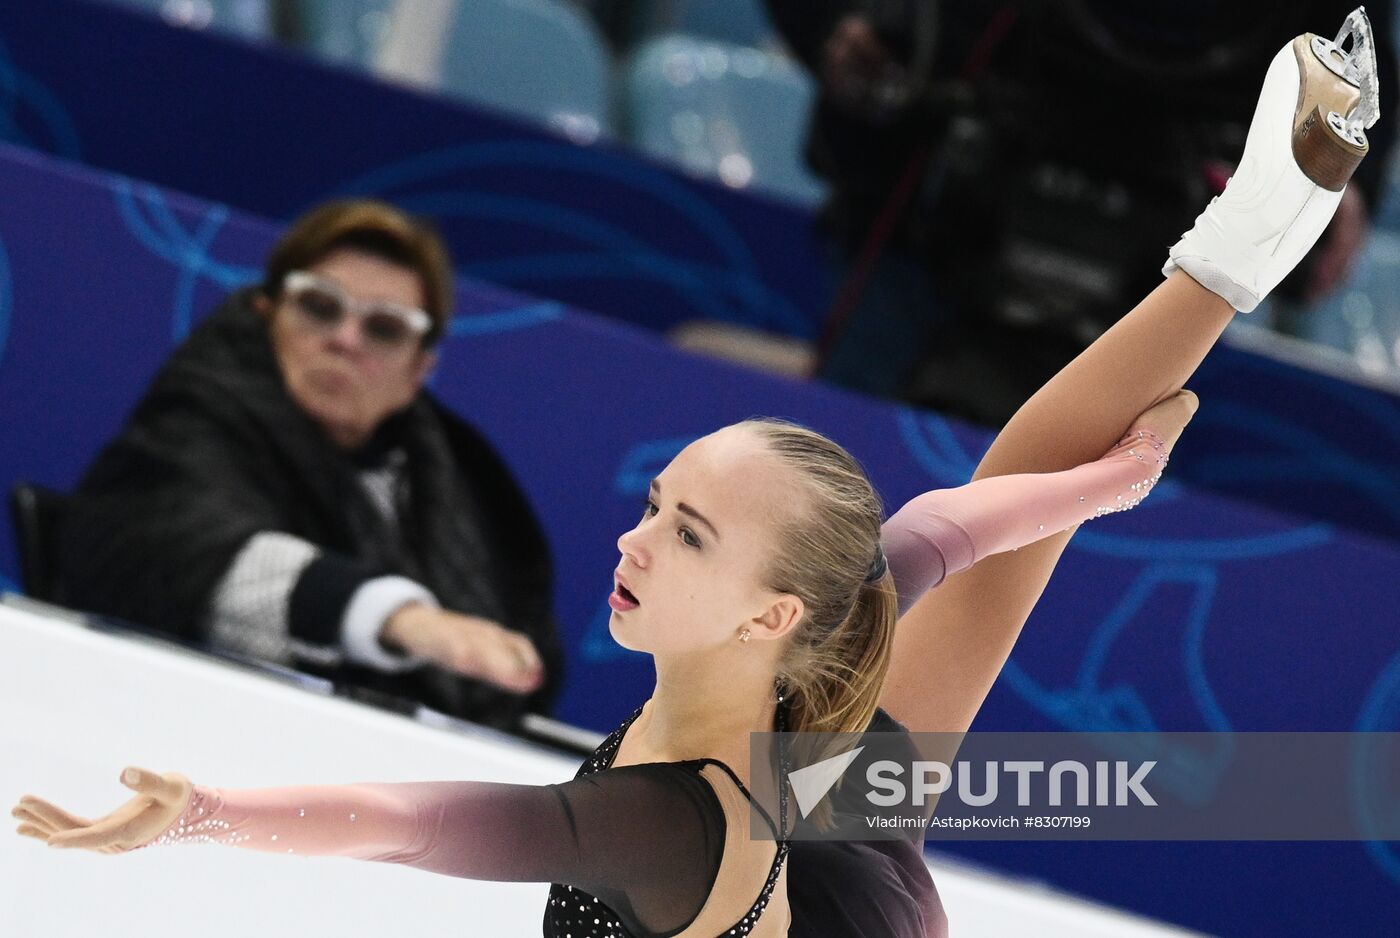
[614,569,640,604]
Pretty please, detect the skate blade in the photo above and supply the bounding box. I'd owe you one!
[1291,7,1380,191]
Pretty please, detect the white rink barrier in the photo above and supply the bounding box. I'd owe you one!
[0,599,1195,937]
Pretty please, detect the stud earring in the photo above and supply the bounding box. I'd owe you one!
[739,628,751,643]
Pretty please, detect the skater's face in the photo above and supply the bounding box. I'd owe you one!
[264,248,437,450]
[610,425,807,657]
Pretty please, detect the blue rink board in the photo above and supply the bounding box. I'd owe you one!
[1,0,1398,547]
[1,145,1399,936]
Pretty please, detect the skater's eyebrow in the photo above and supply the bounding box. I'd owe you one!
[649,479,722,542]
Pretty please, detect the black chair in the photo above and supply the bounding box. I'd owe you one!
[9,482,69,603]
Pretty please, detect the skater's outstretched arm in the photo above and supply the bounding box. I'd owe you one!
[12,763,747,936]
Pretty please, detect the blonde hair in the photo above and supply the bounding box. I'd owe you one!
[741,418,897,739]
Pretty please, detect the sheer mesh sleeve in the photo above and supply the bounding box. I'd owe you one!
[136,764,725,936]
[883,429,1167,616]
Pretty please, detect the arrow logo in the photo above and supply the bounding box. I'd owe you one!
[789,746,865,818]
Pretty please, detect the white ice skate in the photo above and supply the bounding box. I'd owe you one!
[1163,7,1381,312]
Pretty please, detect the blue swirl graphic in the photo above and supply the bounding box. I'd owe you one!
[112,181,250,285]
[896,408,979,483]
[331,141,761,273]
[396,191,807,331]
[1194,400,1400,526]
[111,180,255,340]
[999,562,1237,800]
[1001,563,1231,734]
[898,408,1334,560]
[449,302,563,337]
[464,252,723,320]
[0,35,81,158]
[170,203,230,341]
[1070,523,1334,561]
[1352,646,1400,884]
[897,402,1337,797]
[401,192,723,324]
[327,141,810,333]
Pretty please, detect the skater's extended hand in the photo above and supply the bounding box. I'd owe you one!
[11,767,192,853]
[1131,389,1199,452]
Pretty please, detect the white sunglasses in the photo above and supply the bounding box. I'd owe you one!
[281,271,434,350]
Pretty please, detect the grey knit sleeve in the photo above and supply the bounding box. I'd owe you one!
[203,531,340,667]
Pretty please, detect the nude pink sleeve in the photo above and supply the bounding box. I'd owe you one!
[128,763,726,923]
[133,781,565,874]
[883,428,1168,616]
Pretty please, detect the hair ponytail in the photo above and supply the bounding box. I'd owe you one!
[783,571,898,739]
[740,418,899,741]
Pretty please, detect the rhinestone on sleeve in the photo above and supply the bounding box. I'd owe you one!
[135,787,252,849]
[1091,429,1169,519]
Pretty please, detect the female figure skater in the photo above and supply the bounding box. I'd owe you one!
[11,10,1380,937]
[791,10,1382,933]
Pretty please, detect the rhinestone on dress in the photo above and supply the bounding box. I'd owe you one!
[542,700,790,936]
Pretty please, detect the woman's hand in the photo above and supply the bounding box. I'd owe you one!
[1131,389,1199,452]
[381,604,546,694]
[11,767,192,854]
